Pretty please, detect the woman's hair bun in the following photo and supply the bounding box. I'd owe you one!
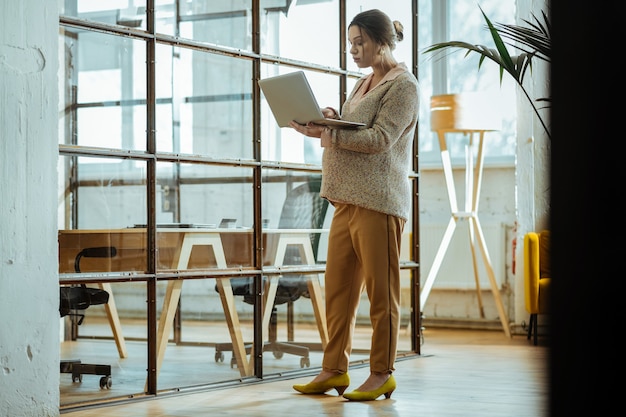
[393,21,404,42]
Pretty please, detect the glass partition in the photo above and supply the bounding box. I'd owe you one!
[261,0,340,67]
[59,0,420,410]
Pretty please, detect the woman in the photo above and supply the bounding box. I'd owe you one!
[289,9,419,401]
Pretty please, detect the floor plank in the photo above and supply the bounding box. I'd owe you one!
[61,326,548,416]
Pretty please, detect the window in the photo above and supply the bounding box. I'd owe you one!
[418,0,516,167]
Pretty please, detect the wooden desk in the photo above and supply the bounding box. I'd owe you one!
[58,228,260,272]
[58,227,329,377]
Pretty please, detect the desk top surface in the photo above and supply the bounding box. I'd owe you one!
[59,228,329,234]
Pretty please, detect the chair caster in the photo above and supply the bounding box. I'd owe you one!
[300,357,310,368]
[99,376,112,389]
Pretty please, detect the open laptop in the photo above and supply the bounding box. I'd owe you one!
[258,71,365,129]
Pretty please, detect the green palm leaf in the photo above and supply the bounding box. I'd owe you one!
[422,5,551,140]
[492,10,551,62]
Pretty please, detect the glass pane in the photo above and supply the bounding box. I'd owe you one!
[156,0,252,49]
[417,0,435,157]
[261,170,330,270]
[59,281,149,406]
[58,155,148,273]
[154,162,254,270]
[167,47,253,158]
[60,1,147,30]
[59,27,147,150]
[178,0,252,49]
[261,0,339,68]
[158,275,253,387]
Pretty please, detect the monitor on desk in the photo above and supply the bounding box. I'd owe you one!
[131,223,216,229]
[218,218,237,229]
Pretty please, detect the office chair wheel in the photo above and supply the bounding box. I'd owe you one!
[215,351,224,363]
[273,351,284,359]
[72,374,83,383]
[99,376,112,389]
[300,357,310,368]
[230,357,237,368]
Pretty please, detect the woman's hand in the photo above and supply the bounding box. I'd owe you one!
[289,121,326,138]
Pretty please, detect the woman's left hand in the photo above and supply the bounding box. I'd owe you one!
[289,121,325,138]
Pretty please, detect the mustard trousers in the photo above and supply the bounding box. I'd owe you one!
[321,203,404,375]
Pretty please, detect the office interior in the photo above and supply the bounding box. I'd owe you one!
[6,0,606,416]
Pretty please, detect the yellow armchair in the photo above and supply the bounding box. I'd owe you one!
[524,230,551,345]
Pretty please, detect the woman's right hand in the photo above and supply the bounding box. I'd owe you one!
[289,120,325,138]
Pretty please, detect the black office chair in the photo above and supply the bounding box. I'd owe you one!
[214,177,329,368]
[59,246,116,389]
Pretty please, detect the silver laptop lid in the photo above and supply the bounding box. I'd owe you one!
[259,71,365,129]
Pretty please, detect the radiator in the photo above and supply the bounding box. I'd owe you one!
[419,221,506,290]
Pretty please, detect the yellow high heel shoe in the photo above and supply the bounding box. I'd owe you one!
[342,375,396,401]
[292,373,350,395]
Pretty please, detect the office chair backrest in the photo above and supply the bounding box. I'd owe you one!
[74,246,118,273]
[59,247,116,319]
[278,177,328,263]
[273,177,328,304]
[230,177,328,305]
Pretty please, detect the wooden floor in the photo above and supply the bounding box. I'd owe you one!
[61,326,549,416]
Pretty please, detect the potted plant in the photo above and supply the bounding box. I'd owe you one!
[423,6,551,140]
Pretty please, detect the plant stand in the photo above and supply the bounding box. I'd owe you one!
[421,93,511,337]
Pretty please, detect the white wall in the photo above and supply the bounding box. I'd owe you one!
[0,1,60,416]
[513,0,551,327]
[419,165,518,328]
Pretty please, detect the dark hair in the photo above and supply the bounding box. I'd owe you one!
[349,9,404,51]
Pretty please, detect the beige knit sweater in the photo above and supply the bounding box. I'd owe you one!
[320,66,419,221]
